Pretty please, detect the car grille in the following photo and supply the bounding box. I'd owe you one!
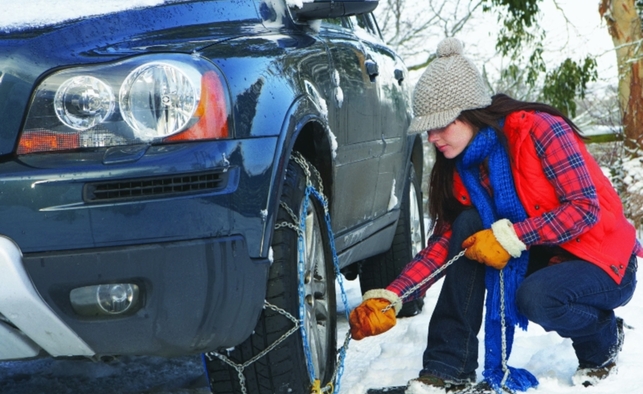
[83,170,229,202]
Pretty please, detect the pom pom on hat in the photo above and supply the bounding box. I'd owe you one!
[408,37,492,134]
[436,37,463,57]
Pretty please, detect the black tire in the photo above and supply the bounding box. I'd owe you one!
[205,153,337,394]
[359,164,426,317]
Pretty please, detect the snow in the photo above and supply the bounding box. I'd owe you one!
[0,0,167,32]
[623,158,643,195]
[388,179,399,211]
[335,258,643,394]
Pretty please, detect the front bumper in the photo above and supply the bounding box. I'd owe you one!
[0,236,93,360]
[0,235,269,360]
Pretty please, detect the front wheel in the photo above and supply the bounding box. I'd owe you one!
[205,153,336,394]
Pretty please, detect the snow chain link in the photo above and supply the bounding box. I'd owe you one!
[381,249,466,313]
[207,151,514,394]
[498,269,515,394]
[204,301,300,394]
[206,152,350,394]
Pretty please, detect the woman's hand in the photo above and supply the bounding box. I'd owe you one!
[349,298,397,340]
[462,229,511,269]
[462,219,526,270]
[349,289,401,340]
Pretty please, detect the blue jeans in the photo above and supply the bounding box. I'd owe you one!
[420,209,638,382]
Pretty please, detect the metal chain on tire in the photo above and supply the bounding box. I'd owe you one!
[286,152,353,393]
[204,301,301,394]
[288,152,352,393]
[207,152,349,394]
[292,151,514,393]
[204,153,315,394]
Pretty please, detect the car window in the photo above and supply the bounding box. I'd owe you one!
[321,16,351,30]
[349,13,381,39]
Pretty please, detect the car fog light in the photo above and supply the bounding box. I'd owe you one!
[70,283,140,316]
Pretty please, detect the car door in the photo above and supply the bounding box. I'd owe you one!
[318,17,383,233]
[349,13,412,218]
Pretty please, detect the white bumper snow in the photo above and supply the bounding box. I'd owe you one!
[0,235,94,360]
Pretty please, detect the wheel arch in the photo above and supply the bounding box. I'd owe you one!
[260,94,336,257]
[292,121,334,206]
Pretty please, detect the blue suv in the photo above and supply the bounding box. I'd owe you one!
[0,1,425,392]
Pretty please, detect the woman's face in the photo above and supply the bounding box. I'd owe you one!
[427,119,475,159]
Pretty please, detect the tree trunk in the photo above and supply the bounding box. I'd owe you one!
[599,0,643,154]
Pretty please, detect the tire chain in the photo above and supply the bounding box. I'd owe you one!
[289,151,512,393]
[207,153,341,394]
[204,301,300,394]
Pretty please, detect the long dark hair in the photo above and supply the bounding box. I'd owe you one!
[427,93,584,234]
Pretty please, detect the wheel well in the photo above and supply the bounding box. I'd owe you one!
[292,121,334,207]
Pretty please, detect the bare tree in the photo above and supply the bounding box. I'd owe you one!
[600,0,643,155]
[374,0,485,72]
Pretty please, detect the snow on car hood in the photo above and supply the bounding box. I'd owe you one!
[0,0,171,32]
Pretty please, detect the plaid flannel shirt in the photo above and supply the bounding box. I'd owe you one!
[387,112,642,299]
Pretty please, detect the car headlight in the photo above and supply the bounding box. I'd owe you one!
[19,54,230,154]
[54,76,115,131]
[119,62,197,140]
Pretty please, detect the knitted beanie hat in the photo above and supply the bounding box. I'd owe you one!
[409,37,492,133]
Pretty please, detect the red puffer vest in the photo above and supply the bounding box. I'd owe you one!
[453,111,635,284]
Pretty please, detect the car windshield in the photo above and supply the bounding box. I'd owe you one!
[0,0,196,33]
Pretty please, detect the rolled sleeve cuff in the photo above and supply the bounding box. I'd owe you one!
[492,219,527,258]
[363,289,402,315]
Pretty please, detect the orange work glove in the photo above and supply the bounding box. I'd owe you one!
[462,229,511,269]
[462,219,526,270]
[349,289,401,340]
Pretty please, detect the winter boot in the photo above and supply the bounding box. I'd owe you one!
[572,361,617,387]
[572,317,625,387]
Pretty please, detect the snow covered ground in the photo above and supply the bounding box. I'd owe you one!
[336,262,643,394]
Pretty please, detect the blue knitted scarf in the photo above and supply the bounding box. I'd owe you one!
[455,126,539,392]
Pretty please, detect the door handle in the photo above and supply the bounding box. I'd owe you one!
[365,59,379,78]
[394,68,405,84]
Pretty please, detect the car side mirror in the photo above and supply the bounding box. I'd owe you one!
[290,0,379,21]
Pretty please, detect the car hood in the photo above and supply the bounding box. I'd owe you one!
[0,0,262,156]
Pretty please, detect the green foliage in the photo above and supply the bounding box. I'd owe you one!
[542,57,597,117]
[483,0,598,117]
[500,44,546,86]
[483,0,540,27]
[484,0,540,56]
